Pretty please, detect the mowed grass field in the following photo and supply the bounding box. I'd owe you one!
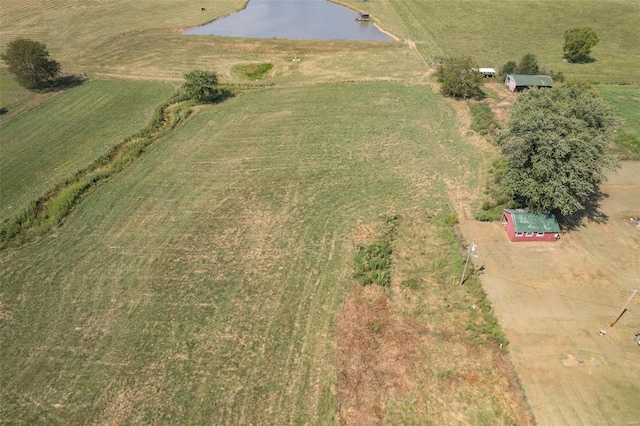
[0,0,247,65]
[0,82,488,424]
[1,0,639,423]
[0,79,175,224]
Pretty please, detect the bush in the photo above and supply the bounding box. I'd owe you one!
[474,157,514,222]
[353,241,392,286]
[499,60,517,80]
[353,215,398,287]
[516,53,539,75]
[613,130,640,160]
[235,63,274,80]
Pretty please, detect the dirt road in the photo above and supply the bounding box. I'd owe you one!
[458,162,640,425]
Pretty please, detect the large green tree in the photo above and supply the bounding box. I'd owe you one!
[498,83,620,217]
[563,27,599,62]
[1,38,61,90]
[434,56,484,100]
[181,70,224,103]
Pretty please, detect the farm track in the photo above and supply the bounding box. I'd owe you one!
[386,0,444,59]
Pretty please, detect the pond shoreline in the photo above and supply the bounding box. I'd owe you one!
[180,0,398,41]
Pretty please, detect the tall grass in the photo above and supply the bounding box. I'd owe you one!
[353,215,398,287]
[598,85,640,159]
[469,101,500,138]
[433,212,508,347]
[233,63,274,80]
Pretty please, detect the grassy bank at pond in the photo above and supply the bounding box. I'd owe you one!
[0,82,498,424]
[0,79,174,224]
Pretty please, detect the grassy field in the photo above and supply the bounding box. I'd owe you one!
[338,0,640,84]
[1,0,639,423]
[0,0,247,64]
[0,79,175,224]
[0,72,32,112]
[0,82,517,424]
[2,1,638,84]
[598,85,640,135]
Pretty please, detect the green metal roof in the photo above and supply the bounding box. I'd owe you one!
[507,74,554,87]
[504,209,560,233]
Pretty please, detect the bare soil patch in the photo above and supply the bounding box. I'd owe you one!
[458,161,640,425]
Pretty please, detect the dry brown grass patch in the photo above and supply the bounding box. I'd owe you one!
[334,285,424,425]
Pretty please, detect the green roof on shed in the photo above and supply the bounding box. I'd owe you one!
[504,209,560,233]
[507,74,554,87]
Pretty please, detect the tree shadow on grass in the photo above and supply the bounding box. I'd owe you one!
[564,56,596,64]
[214,87,234,103]
[557,191,609,231]
[46,74,87,91]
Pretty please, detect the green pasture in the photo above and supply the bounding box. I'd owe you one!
[0,79,174,224]
[598,85,640,135]
[0,72,31,112]
[598,85,640,158]
[342,0,640,84]
[0,82,488,424]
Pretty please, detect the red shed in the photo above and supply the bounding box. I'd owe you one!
[502,209,560,242]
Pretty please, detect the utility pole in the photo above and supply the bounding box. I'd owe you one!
[610,289,638,327]
[460,241,477,285]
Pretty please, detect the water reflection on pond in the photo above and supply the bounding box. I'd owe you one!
[183,0,394,41]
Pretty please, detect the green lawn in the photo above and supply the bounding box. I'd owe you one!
[0,79,174,223]
[0,82,487,424]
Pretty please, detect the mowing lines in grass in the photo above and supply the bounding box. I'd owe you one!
[0,79,174,224]
[1,82,475,424]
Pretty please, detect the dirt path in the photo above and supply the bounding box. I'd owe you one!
[457,162,640,425]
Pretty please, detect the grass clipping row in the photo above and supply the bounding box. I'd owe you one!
[334,213,533,425]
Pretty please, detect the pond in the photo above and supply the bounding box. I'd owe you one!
[183,0,394,41]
